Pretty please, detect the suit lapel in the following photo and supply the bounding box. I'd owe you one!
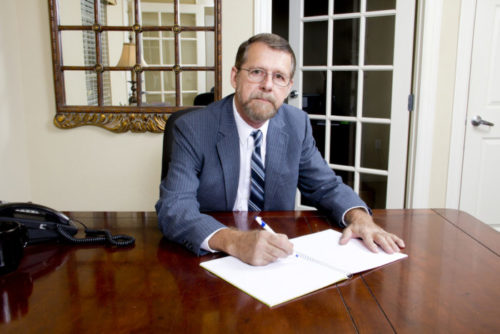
[216,97,240,209]
[264,110,289,209]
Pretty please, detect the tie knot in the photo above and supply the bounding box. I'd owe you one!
[252,130,262,147]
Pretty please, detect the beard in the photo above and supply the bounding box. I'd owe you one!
[235,91,281,123]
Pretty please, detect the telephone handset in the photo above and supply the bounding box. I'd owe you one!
[0,202,72,225]
[0,202,134,247]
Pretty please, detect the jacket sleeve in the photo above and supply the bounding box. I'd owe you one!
[296,112,371,226]
[155,119,226,255]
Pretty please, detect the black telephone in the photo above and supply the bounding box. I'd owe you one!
[0,202,134,247]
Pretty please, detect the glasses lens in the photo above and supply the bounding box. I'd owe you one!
[248,69,264,82]
[243,68,289,86]
[273,74,288,87]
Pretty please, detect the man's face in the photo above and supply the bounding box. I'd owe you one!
[231,42,294,128]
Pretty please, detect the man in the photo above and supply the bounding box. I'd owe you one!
[156,33,405,266]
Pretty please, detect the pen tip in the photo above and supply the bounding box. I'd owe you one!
[255,216,262,223]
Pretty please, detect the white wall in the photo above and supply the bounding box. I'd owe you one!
[0,0,253,211]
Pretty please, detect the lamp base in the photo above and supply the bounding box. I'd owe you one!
[128,80,137,105]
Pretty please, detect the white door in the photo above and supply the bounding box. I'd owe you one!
[288,0,415,209]
[460,0,500,231]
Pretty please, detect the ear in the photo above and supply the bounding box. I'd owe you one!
[230,66,238,89]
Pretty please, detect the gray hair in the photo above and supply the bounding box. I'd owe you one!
[234,33,296,77]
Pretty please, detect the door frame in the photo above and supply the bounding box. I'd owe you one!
[254,0,272,34]
[405,0,479,209]
[405,0,444,208]
[446,0,477,209]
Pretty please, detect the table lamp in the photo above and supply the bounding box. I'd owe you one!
[116,35,142,104]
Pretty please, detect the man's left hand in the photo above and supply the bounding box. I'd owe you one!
[339,208,405,254]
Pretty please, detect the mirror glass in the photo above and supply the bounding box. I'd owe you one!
[49,0,221,132]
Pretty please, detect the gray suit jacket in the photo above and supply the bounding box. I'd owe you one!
[155,95,369,255]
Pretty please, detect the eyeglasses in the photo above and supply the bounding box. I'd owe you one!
[239,67,291,87]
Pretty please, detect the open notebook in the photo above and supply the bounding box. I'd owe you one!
[200,229,408,307]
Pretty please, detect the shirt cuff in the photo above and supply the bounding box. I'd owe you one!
[200,227,227,253]
[340,206,370,227]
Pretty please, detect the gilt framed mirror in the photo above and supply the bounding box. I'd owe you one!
[48,0,221,133]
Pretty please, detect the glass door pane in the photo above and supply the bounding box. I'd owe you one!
[287,0,415,209]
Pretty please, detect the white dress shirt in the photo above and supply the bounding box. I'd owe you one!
[232,105,269,211]
[201,99,269,252]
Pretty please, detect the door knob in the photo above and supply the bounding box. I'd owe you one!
[471,115,494,127]
[289,90,299,98]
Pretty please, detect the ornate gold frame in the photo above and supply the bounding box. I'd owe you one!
[48,0,222,133]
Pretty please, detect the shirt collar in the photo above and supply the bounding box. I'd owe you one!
[232,97,269,145]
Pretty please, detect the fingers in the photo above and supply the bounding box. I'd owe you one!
[269,233,294,255]
[252,251,278,266]
[340,224,380,252]
[366,231,405,254]
[395,236,406,249]
[343,208,405,254]
[361,234,379,253]
[260,232,293,261]
[234,230,293,266]
[339,227,353,245]
[340,223,405,254]
[372,233,393,254]
[348,231,401,254]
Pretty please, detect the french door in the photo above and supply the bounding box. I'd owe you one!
[288,0,415,208]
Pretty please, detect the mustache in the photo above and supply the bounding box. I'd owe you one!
[249,93,277,105]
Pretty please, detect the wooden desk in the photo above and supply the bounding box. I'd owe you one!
[0,210,499,333]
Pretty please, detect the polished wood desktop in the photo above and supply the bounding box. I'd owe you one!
[0,209,499,333]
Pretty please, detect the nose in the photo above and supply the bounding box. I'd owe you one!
[259,72,274,91]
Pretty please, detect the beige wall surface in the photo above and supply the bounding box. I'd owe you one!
[0,1,32,201]
[0,0,253,211]
[221,0,254,95]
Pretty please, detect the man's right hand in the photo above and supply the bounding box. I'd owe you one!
[209,228,294,266]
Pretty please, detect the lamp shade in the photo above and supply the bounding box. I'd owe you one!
[116,42,136,67]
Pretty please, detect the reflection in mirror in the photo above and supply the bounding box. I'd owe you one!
[49,0,221,132]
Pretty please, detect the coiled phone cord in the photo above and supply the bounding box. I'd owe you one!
[57,220,135,247]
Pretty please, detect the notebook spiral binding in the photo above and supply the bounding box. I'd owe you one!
[295,251,353,279]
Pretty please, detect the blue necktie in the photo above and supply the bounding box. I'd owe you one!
[249,130,265,211]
